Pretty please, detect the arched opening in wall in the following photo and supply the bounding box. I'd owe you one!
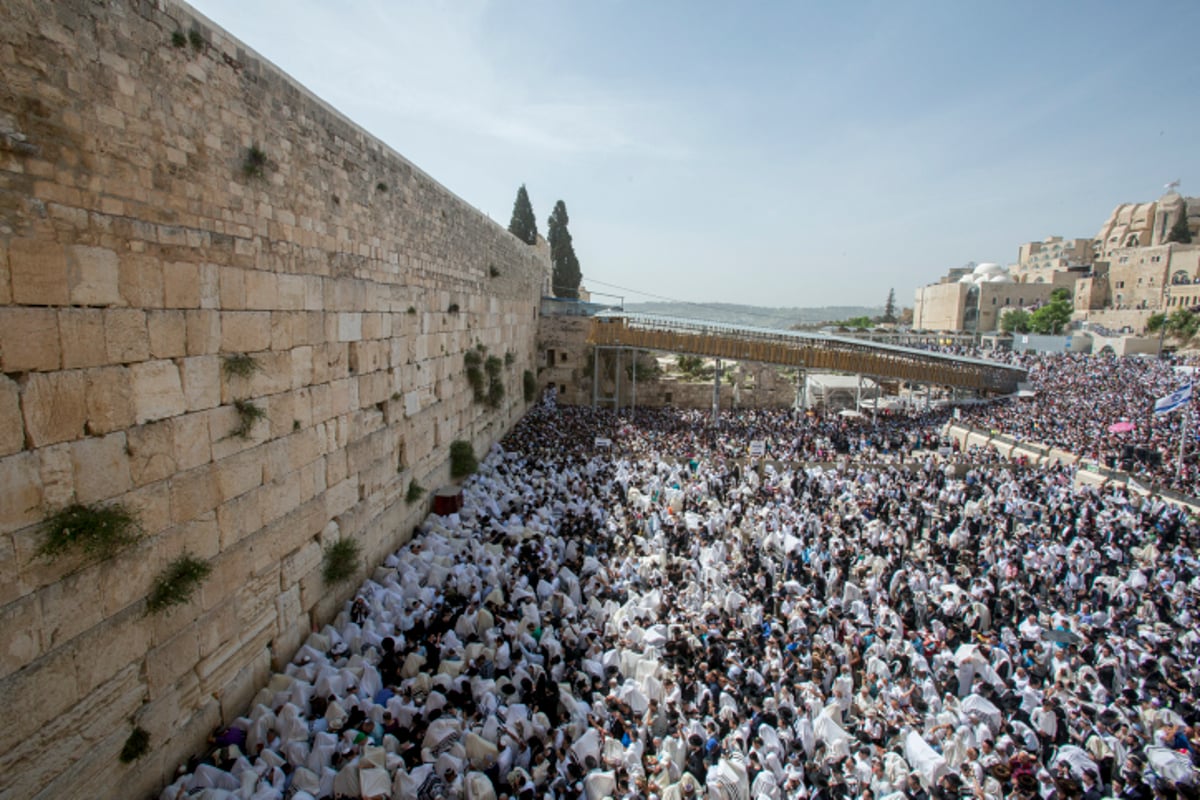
[1173,270,1191,285]
[1126,235,1139,247]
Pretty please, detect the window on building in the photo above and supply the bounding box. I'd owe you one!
[1173,270,1190,285]
[546,348,555,365]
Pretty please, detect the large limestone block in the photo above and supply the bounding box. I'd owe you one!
[70,432,133,504]
[104,309,150,363]
[0,452,42,535]
[59,308,107,369]
[179,355,220,411]
[9,238,69,305]
[0,307,61,372]
[118,253,165,308]
[21,370,87,447]
[220,311,270,353]
[170,464,217,525]
[84,366,136,435]
[172,412,212,471]
[163,261,201,308]
[131,360,185,424]
[147,310,187,359]
[67,245,121,306]
[126,420,176,487]
[0,375,23,457]
[185,310,221,355]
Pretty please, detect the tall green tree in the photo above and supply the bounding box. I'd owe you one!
[1029,288,1073,334]
[1000,308,1032,333]
[507,184,538,245]
[1167,200,1192,244]
[882,288,897,323]
[547,200,582,299]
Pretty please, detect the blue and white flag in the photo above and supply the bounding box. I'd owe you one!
[1154,383,1193,415]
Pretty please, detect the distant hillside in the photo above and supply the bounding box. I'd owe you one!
[622,302,883,329]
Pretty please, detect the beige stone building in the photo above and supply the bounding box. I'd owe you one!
[913,264,1054,332]
[1093,191,1198,257]
[1012,236,1093,283]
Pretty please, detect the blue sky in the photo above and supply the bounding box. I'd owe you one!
[190,0,1200,309]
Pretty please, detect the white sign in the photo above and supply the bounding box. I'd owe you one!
[749,440,766,457]
[594,437,612,449]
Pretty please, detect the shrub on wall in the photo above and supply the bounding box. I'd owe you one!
[449,440,477,478]
[146,554,212,614]
[230,399,266,439]
[38,502,142,561]
[524,369,537,402]
[119,726,150,763]
[322,538,360,584]
[406,481,425,504]
[222,353,260,380]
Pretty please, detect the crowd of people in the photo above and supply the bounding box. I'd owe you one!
[954,353,1200,495]
[161,383,1200,800]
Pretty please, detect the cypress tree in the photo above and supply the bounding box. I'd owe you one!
[883,288,897,323]
[547,200,582,299]
[507,184,538,245]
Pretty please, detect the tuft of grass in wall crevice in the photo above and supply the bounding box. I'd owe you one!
[222,353,260,380]
[449,440,478,479]
[145,553,212,614]
[242,144,267,179]
[38,502,142,561]
[120,726,150,763]
[230,399,266,439]
[322,538,360,584]
[406,481,425,504]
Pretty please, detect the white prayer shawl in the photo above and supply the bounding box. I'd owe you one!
[813,711,851,760]
[584,770,617,800]
[960,693,1002,732]
[903,730,947,789]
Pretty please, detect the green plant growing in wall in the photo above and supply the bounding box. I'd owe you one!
[243,144,267,178]
[222,352,260,380]
[504,351,515,366]
[171,30,187,47]
[322,538,360,584]
[146,553,212,614]
[231,399,266,439]
[406,481,425,504]
[38,502,142,561]
[464,349,486,402]
[524,369,537,402]
[407,306,416,315]
[376,182,388,192]
[188,28,204,50]
[484,355,505,409]
[449,440,478,478]
[447,303,460,314]
[489,265,501,278]
[120,726,151,763]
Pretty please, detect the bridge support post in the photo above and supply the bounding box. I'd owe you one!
[631,349,637,411]
[712,358,722,425]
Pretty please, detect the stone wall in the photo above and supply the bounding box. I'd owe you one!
[0,1,547,797]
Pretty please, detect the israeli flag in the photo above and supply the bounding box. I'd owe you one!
[1154,382,1193,415]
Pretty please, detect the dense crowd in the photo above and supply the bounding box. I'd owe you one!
[161,392,1200,800]
[954,353,1200,495]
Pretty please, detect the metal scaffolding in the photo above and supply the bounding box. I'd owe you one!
[587,312,1026,394]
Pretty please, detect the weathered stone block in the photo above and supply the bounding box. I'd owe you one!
[163,414,209,480]
[59,308,107,369]
[179,355,220,411]
[104,308,150,363]
[9,237,69,305]
[70,432,133,504]
[0,376,23,457]
[126,420,176,487]
[218,266,246,310]
[84,366,136,435]
[220,311,271,353]
[118,253,165,307]
[0,307,61,372]
[163,261,201,308]
[0,592,42,679]
[146,625,200,695]
[147,310,187,359]
[0,241,9,305]
[244,270,278,309]
[38,565,103,650]
[214,449,262,502]
[170,464,216,525]
[67,245,121,306]
[21,370,87,447]
[185,309,221,355]
[131,359,185,424]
